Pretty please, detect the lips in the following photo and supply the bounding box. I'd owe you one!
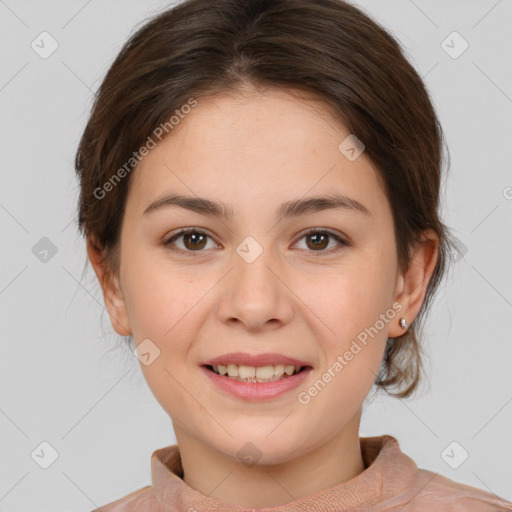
[200,363,313,401]
[202,352,311,368]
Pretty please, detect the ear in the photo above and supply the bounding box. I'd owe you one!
[86,236,132,336]
[388,229,439,338]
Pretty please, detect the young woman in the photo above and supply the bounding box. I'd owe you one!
[75,0,512,509]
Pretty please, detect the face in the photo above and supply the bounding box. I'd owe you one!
[90,86,434,464]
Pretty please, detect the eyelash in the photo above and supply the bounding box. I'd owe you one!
[163,227,350,256]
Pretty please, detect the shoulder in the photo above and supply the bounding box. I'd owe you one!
[90,485,162,512]
[372,435,512,511]
[397,467,512,511]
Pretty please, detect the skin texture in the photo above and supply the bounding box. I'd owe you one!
[88,86,439,507]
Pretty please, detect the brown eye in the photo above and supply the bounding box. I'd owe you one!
[295,229,349,254]
[305,232,329,250]
[183,232,206,250]
[164,229,216,253]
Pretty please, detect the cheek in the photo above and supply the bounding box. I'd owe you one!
[301,252,395,403]
[306,258,395,342]
[122,248,207,338]
[121,254,208,414]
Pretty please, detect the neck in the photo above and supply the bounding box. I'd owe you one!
[173,415,365,508]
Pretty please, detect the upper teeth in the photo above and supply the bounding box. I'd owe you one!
[212,364,301,379]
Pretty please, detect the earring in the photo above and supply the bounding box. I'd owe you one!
[399,318,408,330]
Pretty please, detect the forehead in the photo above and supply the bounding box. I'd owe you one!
[126,87,390,222]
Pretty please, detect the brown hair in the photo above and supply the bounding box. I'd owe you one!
[74,0,457,398]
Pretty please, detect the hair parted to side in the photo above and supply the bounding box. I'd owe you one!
[74,0,458,399]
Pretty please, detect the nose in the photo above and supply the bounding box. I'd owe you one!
[215,242,294,332]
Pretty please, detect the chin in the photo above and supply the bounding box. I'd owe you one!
[217,431,307,466]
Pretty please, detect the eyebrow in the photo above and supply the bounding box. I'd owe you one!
[142,193,371,220]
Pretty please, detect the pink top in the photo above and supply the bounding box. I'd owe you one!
[93,435,511,511]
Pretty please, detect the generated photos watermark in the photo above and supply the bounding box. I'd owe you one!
[93,97,198,200]
[297,302,403,405]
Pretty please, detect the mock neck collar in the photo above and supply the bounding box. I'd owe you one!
[149,435,418,511]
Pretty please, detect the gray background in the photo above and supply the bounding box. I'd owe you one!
[0,0,511,510]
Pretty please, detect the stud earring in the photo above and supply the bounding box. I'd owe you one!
[399,318,408,330]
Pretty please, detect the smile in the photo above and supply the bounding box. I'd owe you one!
[201,362,312,401]
[206,363,306,383]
